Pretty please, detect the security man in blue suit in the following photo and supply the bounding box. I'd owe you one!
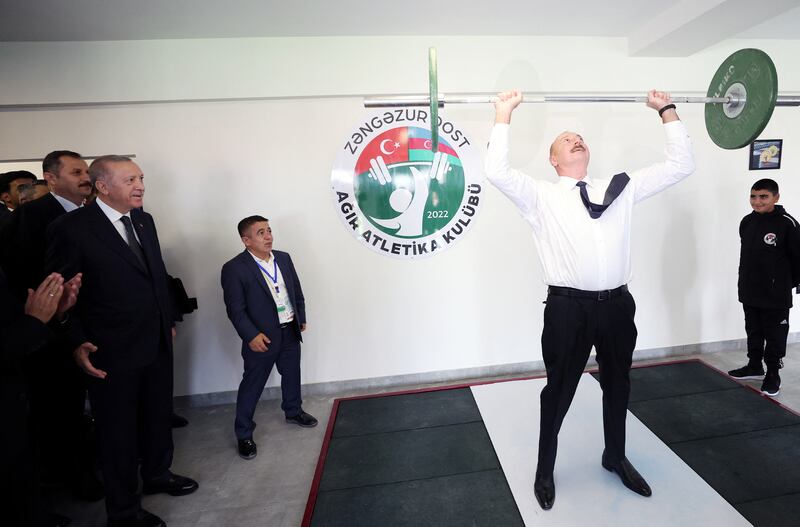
[221,215,317,460]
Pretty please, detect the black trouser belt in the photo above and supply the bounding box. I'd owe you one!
[547,284,628,301]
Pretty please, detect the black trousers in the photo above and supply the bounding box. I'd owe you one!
[537,288,637,477]
[88,343,174,520]
[235,325,302,440]
[743,304,789,367]
[28,339,88,485]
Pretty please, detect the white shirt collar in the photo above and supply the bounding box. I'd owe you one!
[248,250,274,265]
[96,196,131,223]
[557,176,594,189]
[50,192,81,212]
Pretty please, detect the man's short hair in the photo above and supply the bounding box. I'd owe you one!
[43,150,83,176]
[752,178,779,194]
[18,179,49,201]
[237,215,269,237]
[88,155,132,184]
[0,170,37,194]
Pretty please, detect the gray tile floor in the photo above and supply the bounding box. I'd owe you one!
[58,345,800,526]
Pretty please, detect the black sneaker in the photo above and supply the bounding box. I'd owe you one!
[728,364,764,380]
[761,371,781,396]
[238,438,257,460]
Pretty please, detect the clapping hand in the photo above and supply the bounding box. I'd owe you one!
[25,272,64,323]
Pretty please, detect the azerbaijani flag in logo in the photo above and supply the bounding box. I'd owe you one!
[354,127,461,177]
[407,127,462,167]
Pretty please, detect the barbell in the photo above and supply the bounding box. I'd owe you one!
[364,48,800,151]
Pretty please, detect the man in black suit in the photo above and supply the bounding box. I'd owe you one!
[0,170,37,229]
[1,270,80,527]
[4,151,92,300]
[2,150,100,500]
[221,215,317,460]
[0,170,37,213]
[47,155,197,527]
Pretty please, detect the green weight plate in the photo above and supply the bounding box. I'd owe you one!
[705,48,778,150]
[429,47,439,153]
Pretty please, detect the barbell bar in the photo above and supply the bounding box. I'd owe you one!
[364,47,800,151]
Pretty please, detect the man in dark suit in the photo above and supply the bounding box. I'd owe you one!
[0,170,37,229]
[2,150,101,500]
[4,152,92,299]
[47,155,197,527]
[0,170,37,213]
[221,215,317,460]
[1,270,80,527]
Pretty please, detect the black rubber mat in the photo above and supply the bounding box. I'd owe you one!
[626,360,739,402]
[670,425,800,504]
[735,493,800,527]
[312,470,523,527]
[623,361,800,526]
[332,388,482,438]
[308,387,522,526]
[629,386,800,443]
[319,422,499,491]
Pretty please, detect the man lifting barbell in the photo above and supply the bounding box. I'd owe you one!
[484,89,695,510]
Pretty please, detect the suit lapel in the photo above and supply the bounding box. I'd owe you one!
[86,202,149,275]
[44,193,66,220]
[241,250,274,301]
[274,252,295,301]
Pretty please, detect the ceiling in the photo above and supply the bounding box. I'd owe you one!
[1,0,798,55]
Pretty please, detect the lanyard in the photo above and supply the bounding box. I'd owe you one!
[255,259,280,294]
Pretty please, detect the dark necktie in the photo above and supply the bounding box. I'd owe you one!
[575,172,630,219]
[120,215,147,270]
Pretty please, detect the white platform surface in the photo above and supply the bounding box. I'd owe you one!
[471,374,750,527]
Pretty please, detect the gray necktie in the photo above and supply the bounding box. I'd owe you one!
[120,215,147,270]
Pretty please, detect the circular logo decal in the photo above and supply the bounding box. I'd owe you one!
[764,233,777,246]
[332,109,483,258]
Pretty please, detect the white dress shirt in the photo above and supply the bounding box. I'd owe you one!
[51,192,81,213]
[485,121,695,290]
[96,197,141,245]
[249,251,295,324]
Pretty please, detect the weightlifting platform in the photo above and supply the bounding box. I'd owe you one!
[302,360,800,526]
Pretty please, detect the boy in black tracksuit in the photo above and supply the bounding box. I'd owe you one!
[728,179,800,396]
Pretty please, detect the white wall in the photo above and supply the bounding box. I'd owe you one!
[1,36,798,396]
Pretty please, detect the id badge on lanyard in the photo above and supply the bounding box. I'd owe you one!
[256,259,284,313]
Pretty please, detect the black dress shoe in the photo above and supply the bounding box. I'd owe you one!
[171,412,189,428]
[602,456,652,497]
[107,509,165,527]
[238,438,257,460]
[142,471,199,496]
[533,472,555,510]
[285,410,318,428]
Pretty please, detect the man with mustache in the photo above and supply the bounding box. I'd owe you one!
[3,151,94,298]
[0,151,101,505]
[485,90,695,510]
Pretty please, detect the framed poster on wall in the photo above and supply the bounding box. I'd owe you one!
[749,139,782,170]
